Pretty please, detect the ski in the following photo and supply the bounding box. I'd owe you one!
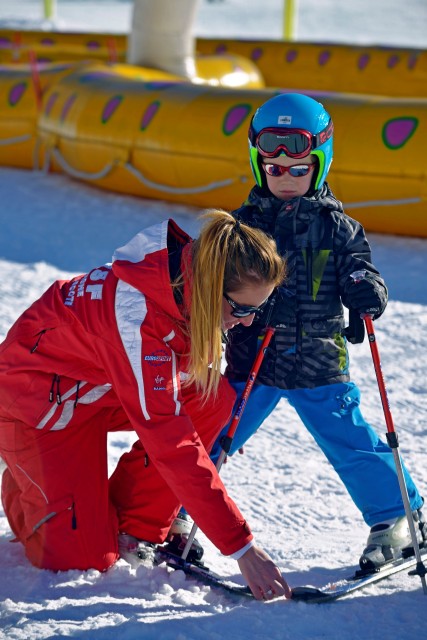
[152,545,253,598]
[119,536,253,597]
[291,547,427,603]
[131,540,427,603]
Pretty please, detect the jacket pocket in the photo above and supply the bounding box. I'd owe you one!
[301,316,344,338]
[300,316,348,378]
[23,494,76,541]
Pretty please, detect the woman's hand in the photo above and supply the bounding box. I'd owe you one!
[237,545,292,601]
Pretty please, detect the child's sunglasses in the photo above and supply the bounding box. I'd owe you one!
[223,292,269,318]
[262,163,315,178]
[250,120,333,159]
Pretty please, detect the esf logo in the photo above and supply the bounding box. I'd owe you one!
[154,374,166,390]
[144,350,172,366]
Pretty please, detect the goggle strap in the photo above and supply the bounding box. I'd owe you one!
[312,119,334,149]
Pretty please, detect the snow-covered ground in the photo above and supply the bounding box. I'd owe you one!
[0,2,427,639]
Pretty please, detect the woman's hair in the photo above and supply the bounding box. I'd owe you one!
[185,209,286,399]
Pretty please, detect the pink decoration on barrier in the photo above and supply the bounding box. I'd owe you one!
[358,54,370,70]
[101,95,123,123]
[251,48,263,61]
[40,38,55,46]
[9,81,27,106]
[215,44,227,54]
[407,54,418,70]
[140,101,160,130]
[318,50,331,66]
[223,104,251,136]
[383,117,418,149]
[286,50,298,63]
[387,54,400,69]
[44,91,59,115]
[86,41,101,50]
[60,93,77,122]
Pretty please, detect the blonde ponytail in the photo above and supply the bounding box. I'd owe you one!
[186,209,285,399]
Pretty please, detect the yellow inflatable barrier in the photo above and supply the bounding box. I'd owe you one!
[0,30,126,64]
[34,62,427,238]
[197,38,427,99]
[0,29,426,238]
[1,30,426,98]
[0,55,263,165]
[0,61,83,168]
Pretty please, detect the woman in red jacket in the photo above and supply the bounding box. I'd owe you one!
[0,210,290,600]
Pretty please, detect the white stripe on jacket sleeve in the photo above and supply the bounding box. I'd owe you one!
[163,330,181,416]
[115,279,150,421]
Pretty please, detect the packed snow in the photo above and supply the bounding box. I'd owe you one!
[0,1,427,639]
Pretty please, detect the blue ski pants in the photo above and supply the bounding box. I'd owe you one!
[210,381,423,527]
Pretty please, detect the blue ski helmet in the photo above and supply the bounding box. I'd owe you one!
[248,93,334,193]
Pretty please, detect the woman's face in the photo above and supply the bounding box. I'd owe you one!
[222,280,274,331]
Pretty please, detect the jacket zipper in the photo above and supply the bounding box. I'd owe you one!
[49,374,62,404]
[30,330,47,353]
[306,244,313,297]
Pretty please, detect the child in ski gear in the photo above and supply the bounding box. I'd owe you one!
[209,94,426,571]
[0,210,290,601]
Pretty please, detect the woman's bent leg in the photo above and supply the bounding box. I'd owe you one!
[0,411,119,572]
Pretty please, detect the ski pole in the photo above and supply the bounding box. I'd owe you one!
[363,314,427,594]
[181,326,276,562]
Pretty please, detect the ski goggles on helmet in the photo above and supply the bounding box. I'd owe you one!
[223,292,269,318]
[262,163,315,178]
[250,119,333,159]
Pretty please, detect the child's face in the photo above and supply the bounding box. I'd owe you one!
[261,154,316,200]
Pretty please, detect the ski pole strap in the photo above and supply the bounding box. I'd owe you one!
[344,308,365,344]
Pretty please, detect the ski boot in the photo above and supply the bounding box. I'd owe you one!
[359,508,426,572]
[118,513,204,567]
[412,507,427,548]
[118,533,157,566]
[163,512,205,564]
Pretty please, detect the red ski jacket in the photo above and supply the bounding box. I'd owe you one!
[0,219,253,556]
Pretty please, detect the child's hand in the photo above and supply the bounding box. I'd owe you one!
[344,272,387,319]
